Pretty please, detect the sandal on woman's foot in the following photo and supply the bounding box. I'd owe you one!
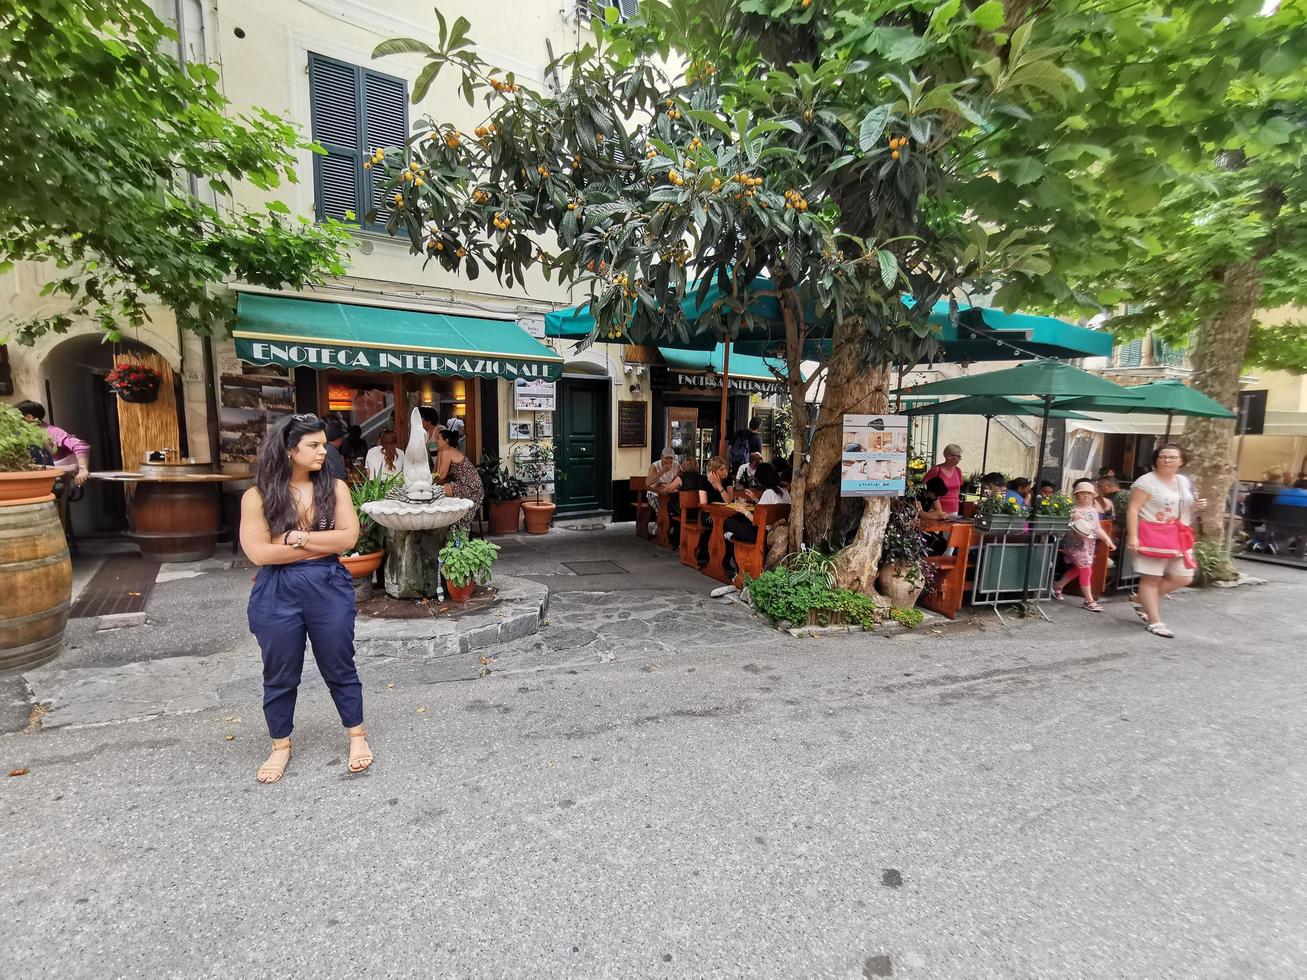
[256,738,292,784]
[1145,622,1174,638]
[347,728,374,773]
[1082,600,1105,612]
[1051,588,1065,601]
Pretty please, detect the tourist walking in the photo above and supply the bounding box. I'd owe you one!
[15,399,91,485]
[239,413,373,784]
[1126,444,1206,639]
[1052,480,1116,611]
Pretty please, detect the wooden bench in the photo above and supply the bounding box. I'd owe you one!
[703,502,789,587]
[918,517,974,620]
[631,476,651,539]
[678,490,707,568]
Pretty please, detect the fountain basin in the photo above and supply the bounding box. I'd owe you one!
[362,497,475,531]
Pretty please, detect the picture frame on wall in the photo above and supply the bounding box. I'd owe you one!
[535,417,553,439]
[508,420,534,441]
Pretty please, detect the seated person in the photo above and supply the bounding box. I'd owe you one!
[722,464,789,575]
[774,458,793,491]
[916,475,949,516]
[1275,478,1307,506]
[645,448,682,526]
[1095,475,1121,522]
[735,452,764,493]
[1007,477,1033,508]
[980,471,1009,500]
[1037,479,1056,499]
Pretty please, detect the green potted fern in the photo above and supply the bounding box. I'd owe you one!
[438,530,500,603]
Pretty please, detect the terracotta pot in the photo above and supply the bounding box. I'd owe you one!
[445,578,475,603]
[521,501,556,535]
[340,550,385,579]
[488,498,522,535]
[0,468,59,506]
[877,562,925,609]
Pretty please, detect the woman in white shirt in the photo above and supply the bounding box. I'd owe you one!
[364,428,403,479]
[722,463,790,577]
[1126,443,1207,639]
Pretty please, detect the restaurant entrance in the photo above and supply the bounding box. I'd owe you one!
[554,378,610,515]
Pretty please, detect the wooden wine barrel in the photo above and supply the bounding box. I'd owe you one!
[0,500,72,671]
[127,480,221,562]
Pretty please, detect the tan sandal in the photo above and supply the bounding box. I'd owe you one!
[256,738,292,784]
[347,727,374,773]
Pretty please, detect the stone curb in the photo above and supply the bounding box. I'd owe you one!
[354,574,549,671]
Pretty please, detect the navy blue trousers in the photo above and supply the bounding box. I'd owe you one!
[247,558,363,739]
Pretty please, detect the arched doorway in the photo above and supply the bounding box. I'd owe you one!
[39,334,164,534]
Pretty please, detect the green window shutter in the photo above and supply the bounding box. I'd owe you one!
[308,54,408,228]
[309,54,362,223]
[1117,338,1142,368]
[361,68,409,232]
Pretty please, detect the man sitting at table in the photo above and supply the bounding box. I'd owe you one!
[645,448,681,532]
[916,475,949,516]
[735,451,763,492]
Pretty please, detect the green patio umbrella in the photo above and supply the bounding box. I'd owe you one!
[896,361,1144,609]
[1052,378,1234,440]
[903,395,1098,472]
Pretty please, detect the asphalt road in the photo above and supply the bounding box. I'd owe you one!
[1,558,1304,978]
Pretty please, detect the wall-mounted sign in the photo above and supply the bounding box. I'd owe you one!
[514,377,556,411]
[652,368,783,396]
[618,400,647,447]
[840,414,909,496]
[518,314,546,339]
[235,339,561,380]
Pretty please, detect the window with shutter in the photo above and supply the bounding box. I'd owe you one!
[579,1,639,22]
[1116,338,1143,368]
[308,53,408,230]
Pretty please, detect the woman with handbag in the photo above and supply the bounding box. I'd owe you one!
[1126,444,1207,639]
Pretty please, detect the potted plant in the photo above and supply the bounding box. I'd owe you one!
[104,363,162,403]
[341,472,401,580]
[515,441,561,535]
[439,530,500,603]
[974,492,1027,531]
[478,452,528,535]
[0,403,70,671]
[876,498,937,608]
[0,403,59,504]
[1031,490,1073,533]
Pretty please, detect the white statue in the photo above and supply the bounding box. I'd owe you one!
[399,407,439,502]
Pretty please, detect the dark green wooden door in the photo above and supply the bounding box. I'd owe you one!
[556,379,608,514]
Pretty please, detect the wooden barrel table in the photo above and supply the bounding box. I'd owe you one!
[89,470,248,563]
[0,500,72,671]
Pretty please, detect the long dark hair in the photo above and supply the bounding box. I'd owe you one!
[256,414,337,534]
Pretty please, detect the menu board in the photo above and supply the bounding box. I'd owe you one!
[840,414,909,496]
[618,400,647,448]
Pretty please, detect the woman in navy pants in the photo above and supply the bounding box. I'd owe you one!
[239,414,373,784]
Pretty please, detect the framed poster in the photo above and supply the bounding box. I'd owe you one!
[840,414,909,496]
[508,420,534,441]
[514,377,556,411]
[617,400,647,448]
[535,417,553,439]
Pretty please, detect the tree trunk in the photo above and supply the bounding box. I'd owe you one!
[1183,261,1263,542]
[834,496,892,593]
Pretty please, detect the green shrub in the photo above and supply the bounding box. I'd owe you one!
[0,404,50,472]
[438,531,501,586]
[890,607,925,629]
[1193,539,1239,587]
[746,566,885,629]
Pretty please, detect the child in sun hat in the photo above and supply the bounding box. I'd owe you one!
[1052,479,1117,611]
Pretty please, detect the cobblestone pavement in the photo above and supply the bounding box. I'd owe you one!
[1,527,1304,977]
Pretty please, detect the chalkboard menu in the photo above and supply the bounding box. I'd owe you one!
[754,408,774,449]
[618,400,647,448]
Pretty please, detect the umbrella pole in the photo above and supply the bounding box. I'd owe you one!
[717,336,732,459]
[981,417,992,473]
[1020,395,1053,614]
[1163,412,1173,441]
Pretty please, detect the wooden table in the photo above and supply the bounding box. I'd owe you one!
[651,488,677,548]
[89,470,249,562]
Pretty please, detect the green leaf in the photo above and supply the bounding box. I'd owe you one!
[877,250,898,289]
[687,110,733,138]
[372,38,436,59]
[858,105,891,152]
[967,0,1005,31]
[412,61,442,103]
[1005,157,1045,186]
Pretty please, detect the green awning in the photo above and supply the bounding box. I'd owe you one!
[658,343,788,382]
[233,293,564,381]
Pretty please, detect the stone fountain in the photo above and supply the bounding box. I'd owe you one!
[362,408,476,600]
